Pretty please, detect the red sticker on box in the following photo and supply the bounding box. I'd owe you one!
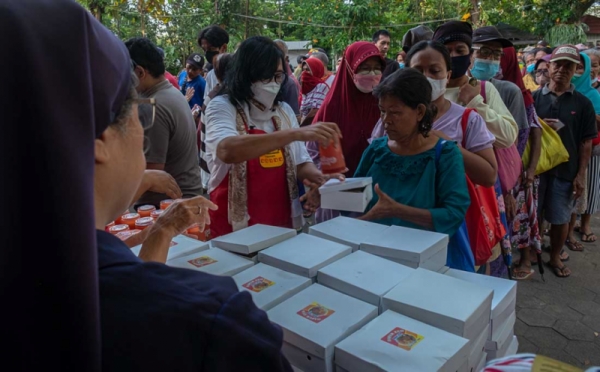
[187,256,217,268]
[381,327,424,351]
[242,276,275,293]
[296,302,335,323]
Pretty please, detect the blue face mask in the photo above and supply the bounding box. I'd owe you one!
[399,62,405,69]
[470,59,501,81]
[526,63,535,74]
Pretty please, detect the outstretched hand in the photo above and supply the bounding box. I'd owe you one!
[358,184,397,221]
[299,172,346,212]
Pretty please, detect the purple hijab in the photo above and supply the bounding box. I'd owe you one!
[0,0,131,369]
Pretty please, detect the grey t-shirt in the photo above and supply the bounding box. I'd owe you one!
[138,79,202,206]
[490,78,529,131]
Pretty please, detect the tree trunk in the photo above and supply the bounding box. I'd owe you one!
[470,0,479,26]
[570,0,596,23]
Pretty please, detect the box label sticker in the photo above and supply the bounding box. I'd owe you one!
[296,302,335,323]
[242,276,275,293]
[381,327,424,351]
[187,256,217,268]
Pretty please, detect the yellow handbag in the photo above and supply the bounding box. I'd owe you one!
[522,118,569,175]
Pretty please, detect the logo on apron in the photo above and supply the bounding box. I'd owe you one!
[259,149,284,168]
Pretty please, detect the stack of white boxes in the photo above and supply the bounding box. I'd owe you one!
[130,234,209,261]
[317,251,414,313]
[444,269,519,362]
[211,224,297,263]
[267,284,378,372]
[360,225,449,273]
[258,234,352,281]
[167,247,254,276]
[382,269,493,372]
[308,216,388,252]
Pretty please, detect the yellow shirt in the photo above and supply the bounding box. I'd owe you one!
[523,73,539,92]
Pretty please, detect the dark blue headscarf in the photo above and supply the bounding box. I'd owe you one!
[0,0,131,370]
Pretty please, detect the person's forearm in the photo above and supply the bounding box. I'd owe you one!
[389,203,434,230]
[217,130,300,164]
[461,148,497,187]
[578,140,593,177]
[296,162,323,184]
[527,127,542,174]
[138,227,174,263]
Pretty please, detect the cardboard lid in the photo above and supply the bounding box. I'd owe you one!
[360,225,449,263]
[130,235,209,261]
[258,234,352,278]
[211,224,297,254]
[318,177,372,195]
[445,269,516,320]
[317,251,414,307]
[232,263,312,311]
[267,284,377,359]
[335,310,470,372]
[382,269,493,338]
[309,216,388,249]
[167,248,254,276]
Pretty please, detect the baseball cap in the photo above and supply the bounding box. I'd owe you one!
[549,45,580,64]
[186,53,204,69]
[472,26,513,48]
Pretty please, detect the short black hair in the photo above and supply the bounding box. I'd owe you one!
[537,47,553,56]
[372,30,391,43]
[373,68,438,137]
[406,40,452,72]
[125,37,165,78]
[198,25,229,49]
[224,36,288,106]
[214,53,233,83]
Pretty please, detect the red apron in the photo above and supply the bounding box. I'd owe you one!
[210,116,292,239]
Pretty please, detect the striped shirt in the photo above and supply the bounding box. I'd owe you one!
[300,83,330,117]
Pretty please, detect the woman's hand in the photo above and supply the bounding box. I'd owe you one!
[299,172,346,212]
[358,184,399,221]
[504,193,517,222]
[144,170,183,199]
[185,87,195,102]
[153,196,218,238]
[295,122,342,146]
[458,82,480,106]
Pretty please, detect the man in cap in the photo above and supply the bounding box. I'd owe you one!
[179,53,206,110]
[533,45,598,277]
[471,26,528,139]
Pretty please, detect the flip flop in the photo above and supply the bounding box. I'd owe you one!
[546,262,571,278]
[512,268,534,280]
[559,248,570,261]
[581,232,597,243]
[565,239,584,252]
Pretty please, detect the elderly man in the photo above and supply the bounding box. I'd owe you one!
[533,45,598,278]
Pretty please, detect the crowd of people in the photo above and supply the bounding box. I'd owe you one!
[4,0,600,370]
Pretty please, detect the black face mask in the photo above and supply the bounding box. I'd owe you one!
[205,50,219,65]
[451,54,472,79]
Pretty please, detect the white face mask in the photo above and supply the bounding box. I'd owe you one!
[251,81,281,110]
[593,77,599,84]
[427,76,447,101]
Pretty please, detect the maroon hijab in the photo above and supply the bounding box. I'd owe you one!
[313,41,385,175]
[500,46,534,107]
[0,0,131,369]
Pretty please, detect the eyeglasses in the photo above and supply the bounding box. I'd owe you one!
[260,72,286,84]
[472,46,504,60]
[535,69,550,77]
[135,98,156,130]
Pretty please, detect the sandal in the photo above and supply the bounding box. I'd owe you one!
[546,262,571,278]
[565,239,585,252]
[512,268,535,280]
[581,232,597,243]
[559,249,570,262]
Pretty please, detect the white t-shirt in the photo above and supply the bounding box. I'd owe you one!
[205,95,312,193]
[325,73,336,88]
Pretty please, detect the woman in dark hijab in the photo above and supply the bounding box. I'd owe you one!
[0,1,292,371]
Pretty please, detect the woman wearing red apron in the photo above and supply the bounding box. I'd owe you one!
[205,36,344,239]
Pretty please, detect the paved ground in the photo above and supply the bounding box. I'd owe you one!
[515,215,600,368]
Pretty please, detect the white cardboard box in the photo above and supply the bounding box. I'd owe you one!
[384,246,448,273]
[445,269,517,337]
[318,178,373,213]
[309,216,389,252]
[258,234,352,279]
[317,251,414,313]
[485,311,516,351]
[211,224,297,255]
[167,248,254,276]
[487,336,518,361]
[267,284,378,372]
[233,263,312,311]
[335,310,470,372]
[130,234,209,261]
[360,225,449,269]
[477,352,488,372]
[468,324,490,372]
[382,268,493,342]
